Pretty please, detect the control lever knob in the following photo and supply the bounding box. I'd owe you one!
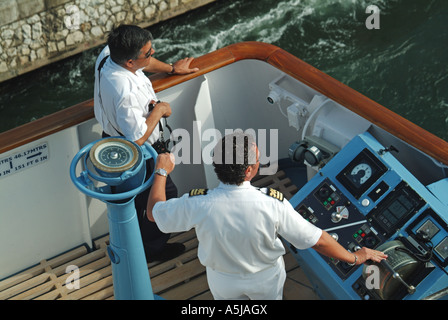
[331,212,342,223]
[330,233,339,241]
[380,260,416,295]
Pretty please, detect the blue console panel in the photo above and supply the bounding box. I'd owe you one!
[287,132,448,300]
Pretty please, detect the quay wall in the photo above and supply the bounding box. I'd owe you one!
[0,0,216,83]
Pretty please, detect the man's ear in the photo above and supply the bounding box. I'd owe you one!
[244,165,254,180]
[124,59,134,69]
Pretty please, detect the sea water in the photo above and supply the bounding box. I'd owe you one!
[0,0,446,140]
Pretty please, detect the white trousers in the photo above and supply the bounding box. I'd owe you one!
[206,257,286,300]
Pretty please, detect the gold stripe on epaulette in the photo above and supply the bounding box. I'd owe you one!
[268,188,284,201]
[189,188,208,197]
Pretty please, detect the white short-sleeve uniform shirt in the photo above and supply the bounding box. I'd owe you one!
[94,46,160,144]
[153,181,322,275]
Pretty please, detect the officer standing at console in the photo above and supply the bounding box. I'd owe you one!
[146,132,388,299]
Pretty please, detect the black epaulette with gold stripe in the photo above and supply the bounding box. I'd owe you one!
[266,188,284,201]
[189,188,208,197]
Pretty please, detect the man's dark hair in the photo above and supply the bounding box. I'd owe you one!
[107,25,153,65]
[212,132,257,185]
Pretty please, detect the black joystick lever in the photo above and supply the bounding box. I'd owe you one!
[380,259,416,295]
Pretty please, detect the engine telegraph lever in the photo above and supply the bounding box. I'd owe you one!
[380,259,416,295]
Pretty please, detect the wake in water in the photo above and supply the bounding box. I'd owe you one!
[152,0,316,61]
[151,0,448,140]
[151,0,392,61]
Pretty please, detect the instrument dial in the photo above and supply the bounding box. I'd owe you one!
[350,163,372,185]
[98,145,132,167]
[337,148,388,200]
[90,138,139,173]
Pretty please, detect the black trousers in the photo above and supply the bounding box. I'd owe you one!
[135,157,178,257]
[101,132,178,256]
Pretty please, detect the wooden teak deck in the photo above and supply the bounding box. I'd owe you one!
[0,171,319,300]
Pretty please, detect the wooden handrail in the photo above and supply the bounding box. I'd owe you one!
[0,99,94,154]
[1,42,447,166]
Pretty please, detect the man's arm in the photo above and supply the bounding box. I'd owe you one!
[144,57,199,75]
[134,101,171,146]
[312,231,388,265]
[146,153,176,222]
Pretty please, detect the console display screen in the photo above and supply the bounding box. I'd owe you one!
[380,194,414,227]
[368,181,425,237]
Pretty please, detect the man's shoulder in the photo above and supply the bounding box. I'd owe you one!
[95,46,110,67]
[100,64,132,93]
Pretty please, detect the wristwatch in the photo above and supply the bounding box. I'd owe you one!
[154,168,168,177]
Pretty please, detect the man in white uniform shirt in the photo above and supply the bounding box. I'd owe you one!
[146,132,388,299]
[94,25,198,262]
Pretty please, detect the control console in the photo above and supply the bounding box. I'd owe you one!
[287,132,448,299]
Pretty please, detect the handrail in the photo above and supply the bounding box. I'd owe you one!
[1,42,447,165]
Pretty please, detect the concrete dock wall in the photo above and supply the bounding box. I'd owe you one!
[0,0,216,83]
